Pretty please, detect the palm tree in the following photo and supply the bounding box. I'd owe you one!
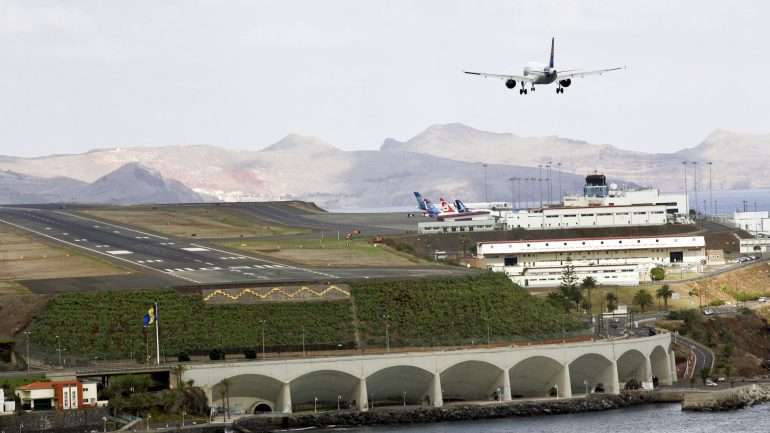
[633,289,654,313]
[605,292,618,313]
[656,285,674,310]
[581,277,597,313]
[171,364,187,389]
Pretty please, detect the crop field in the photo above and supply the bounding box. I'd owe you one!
[0,223,128,286]
[27,274,584,359]
[220,238,428,267]
[81,206,309,239]
[350,273,586,347]
[28,290,354,359]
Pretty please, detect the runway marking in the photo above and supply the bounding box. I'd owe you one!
[56,211,169,240]
[184,268,194,271]
[182,247,209,252]
[0,217,201,284]
[229,266,251,270]
[190,243,339,279]
[164,269,174,272]
[107,250,133,255]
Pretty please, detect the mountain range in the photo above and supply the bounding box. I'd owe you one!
[0,124,767,207]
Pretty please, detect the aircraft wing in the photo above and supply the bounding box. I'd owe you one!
[463,71,534,82]
[557,66,626,79]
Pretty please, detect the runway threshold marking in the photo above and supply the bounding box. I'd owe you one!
[190,243,339,279]
[181,247,209,252]
[107,250,133,255]
[0,217,202,284]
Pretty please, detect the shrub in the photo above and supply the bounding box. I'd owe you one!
[244,349,257,359]
[177,352,190,362]
[709,299,725,307]
[624,379,641,390]
[650,267,665,281]
[208,349,225,361]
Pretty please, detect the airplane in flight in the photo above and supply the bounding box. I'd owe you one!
[463,37,625,94]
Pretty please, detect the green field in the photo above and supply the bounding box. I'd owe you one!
[220,238,428,267]
[81,206,309,239]
[27,274,585,360]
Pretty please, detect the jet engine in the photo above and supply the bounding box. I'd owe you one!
[558,79,572,87]
[505,79,517,89]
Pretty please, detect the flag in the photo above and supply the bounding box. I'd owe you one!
[143,305,156,328]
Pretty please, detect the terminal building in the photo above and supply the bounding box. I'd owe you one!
[478,234,707,288]
[416,174,688,234]
[502,204,669,230]
[562,174,688,219]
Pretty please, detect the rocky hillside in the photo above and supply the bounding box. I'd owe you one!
[1,124,765,207]
[383,123,770,191]
[0,163,201,205]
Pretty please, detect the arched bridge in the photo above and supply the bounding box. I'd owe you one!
[183,333,673,414]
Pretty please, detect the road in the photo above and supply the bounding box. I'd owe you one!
[0,207,466,288]
[673,333,714,379]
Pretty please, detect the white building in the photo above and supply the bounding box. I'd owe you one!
[731,211,770,236]
[502,204,670,230]
[561,174,688,219]
[478,235,706,288]
[417,218,500,234]
[740,238,770,254]
[0,388,15,415]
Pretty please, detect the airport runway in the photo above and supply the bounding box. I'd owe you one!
[0,207,340,285]
[0,206,466,288]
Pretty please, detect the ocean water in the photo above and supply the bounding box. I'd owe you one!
[321,403,770,433]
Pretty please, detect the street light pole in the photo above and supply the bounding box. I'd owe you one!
[538,165,543,208]
[482,163,488,202]
[259,320,266,360]
[692,161,698,217]
[681,161,689,219]
[557,162,562,203]
[508,177,516,209]
[707,161,713,216]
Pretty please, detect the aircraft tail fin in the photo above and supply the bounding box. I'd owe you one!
[455,200,469,213]
[414,192,427,211]
[424,199,440,217]
[549,37,555,69]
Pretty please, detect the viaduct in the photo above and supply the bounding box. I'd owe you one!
[183,333,674,414]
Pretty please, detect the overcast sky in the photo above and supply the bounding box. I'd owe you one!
[2,0,769,157]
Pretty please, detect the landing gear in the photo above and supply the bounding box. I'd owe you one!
[530,85,536,93]
[519,88,528,95]
[556,87,564,94]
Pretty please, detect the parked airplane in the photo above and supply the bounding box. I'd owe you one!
[463,37,625,94]
[413,192,491,219]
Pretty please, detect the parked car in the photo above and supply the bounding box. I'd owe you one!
[705,379,718,387]
[703,308,715,316]
[758,297,767,303]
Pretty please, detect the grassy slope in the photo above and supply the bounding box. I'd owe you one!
[220,238,429,267]
[81,206,309,239]
[27,274,584,359]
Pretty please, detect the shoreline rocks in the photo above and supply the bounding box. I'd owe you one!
[235,392,670,432]
[682,384,770,412]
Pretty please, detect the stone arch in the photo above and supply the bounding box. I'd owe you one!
[366,365,433,407]
[253,403,273,413]
[569,353,616,395]
[510,356,566,398]
[212,374,284,414]
[649,345,671,386]
[290,370,360,412]
[617,349,648,387]
[441,360,505,402]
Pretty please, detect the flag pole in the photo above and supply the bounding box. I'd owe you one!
[154,302,160,365]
